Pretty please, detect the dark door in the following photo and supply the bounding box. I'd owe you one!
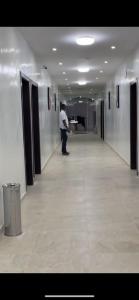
[93,110,96,131]
[60,102,62,111]
[130,82,137,170]
[31,84,41,174]
[21,77,34,186]
[100,100,104,140]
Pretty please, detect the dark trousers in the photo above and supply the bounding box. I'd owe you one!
[60,129,68,153]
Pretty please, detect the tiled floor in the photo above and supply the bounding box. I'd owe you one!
[1,133,139,272]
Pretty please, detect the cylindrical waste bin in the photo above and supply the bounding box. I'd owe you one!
[2,183,22,236]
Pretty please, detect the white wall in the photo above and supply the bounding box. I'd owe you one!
[105,46,139,165]
[38,69,60,170]
[87,104,96,131]
[96,100,101,137]
[58,90,67,105]
[0,28,60,229]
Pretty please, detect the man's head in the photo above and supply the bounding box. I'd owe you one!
[61,103,66,111]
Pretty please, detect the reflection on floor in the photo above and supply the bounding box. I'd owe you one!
[0,133,139,272]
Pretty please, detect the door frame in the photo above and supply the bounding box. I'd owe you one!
[136,78,139,175]
[130,79,138,174]
[31,83,41,174]
[100,100,104,140]
[20,71,40,186]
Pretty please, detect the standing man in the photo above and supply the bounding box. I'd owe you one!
[59,103,70,155]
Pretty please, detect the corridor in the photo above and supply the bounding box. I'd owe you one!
[0,133,139,272]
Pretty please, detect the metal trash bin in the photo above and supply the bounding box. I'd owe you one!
[2,183,22,236]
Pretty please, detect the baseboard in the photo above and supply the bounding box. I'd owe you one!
[21,192,27,201]
[41,142,60,173]
[105,140,130,167]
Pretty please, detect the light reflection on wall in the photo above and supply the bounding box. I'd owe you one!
[0,65,17,77]
[0,48,20,54]
[37,81,45,87]
[10,80,18,87]
[21,63,33,68]
[29,73,41,76]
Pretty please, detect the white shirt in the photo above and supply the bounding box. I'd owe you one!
[59,110,69,129]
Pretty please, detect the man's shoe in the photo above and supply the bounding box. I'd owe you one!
[62,152,70,155]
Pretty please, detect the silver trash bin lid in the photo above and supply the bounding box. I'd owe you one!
[2,183,20,189]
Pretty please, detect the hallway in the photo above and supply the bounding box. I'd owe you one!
[1,133,139,272]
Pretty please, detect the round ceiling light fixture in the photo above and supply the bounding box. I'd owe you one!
[111,45,116,49]
[52,48,57,51]
[59,62,63,66]
[76,36,95,46]
[78,67,90,73]
[78,81,87,85]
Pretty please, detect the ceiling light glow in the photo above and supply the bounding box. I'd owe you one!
[78,81,87,85]
[76,36,95,46]
[78,67,90,73]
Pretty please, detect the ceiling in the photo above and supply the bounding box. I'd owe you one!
[17,27,139,99]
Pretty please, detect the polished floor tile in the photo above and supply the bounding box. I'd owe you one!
[1,133,139,272]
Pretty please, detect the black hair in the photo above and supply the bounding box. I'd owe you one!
[61,103,66,110]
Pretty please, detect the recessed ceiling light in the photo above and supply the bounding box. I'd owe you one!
[65,78,68,81]
[78,67,90,73]
[76,36,95,46]
[104,61,108,64]
[62,72,66,75]
[52,48,57,51]
[100,70,103,73]
[59,62,63,66]
[96,77,99,80]
[111,46,116,49]
[78,81,87,85]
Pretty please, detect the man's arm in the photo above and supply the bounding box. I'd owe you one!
[63,120,70,132]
